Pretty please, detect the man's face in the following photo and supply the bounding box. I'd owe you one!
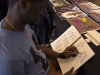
[20,0,48,25]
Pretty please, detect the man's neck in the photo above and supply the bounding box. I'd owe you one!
[1,12,26,32]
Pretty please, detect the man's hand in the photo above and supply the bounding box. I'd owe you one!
[59,46,78,58]
[64,67,78,75]
[63,46,78,58]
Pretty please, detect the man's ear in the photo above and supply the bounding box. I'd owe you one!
[20,0,30,10]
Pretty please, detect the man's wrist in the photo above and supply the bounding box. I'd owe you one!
[59,53,66,58]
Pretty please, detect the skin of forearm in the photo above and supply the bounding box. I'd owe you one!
[39,45,59,58]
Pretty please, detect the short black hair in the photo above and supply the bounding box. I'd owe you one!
[7,0,42,8]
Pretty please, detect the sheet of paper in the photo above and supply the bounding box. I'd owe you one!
[87,30,100,43]
[85,38,91,43]
[57,37,95,74]
[51,26,81,53]
[84,34,100,46]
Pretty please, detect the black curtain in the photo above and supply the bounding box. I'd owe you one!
[0,0,8,21]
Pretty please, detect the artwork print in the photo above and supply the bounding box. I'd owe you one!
[68,16,100,33]
[57,9,87,20]
[86,9,100,22]
[76,2,100,11]
[54,4,79,13]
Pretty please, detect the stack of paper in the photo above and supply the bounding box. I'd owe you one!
[85,30,100,46]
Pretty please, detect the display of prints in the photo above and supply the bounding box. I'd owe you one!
[57,9,87,20]
[68,16,100,33]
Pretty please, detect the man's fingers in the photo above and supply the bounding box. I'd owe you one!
[65,46,78,52]
[65,52,77,56]
[68,68,78,75]
[64,67,74,75]
[64,67,78,75]
[72,71,78,75]
[68,67,74,74]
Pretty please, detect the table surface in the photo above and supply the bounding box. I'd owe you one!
[47,1,100,75]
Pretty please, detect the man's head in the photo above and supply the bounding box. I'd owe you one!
[7,0,48,25]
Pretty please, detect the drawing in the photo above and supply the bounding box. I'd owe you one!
[80,51,87,64]
[58,48,62,53]
[63,38,70,46]
[76,42,84,50]
[56,39,61,45]
[75,51,87,65]
[56,44,62,49]
[51,26,81,53]
[51,26,95,74]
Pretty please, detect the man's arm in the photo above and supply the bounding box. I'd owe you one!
[39,45,78,58]
[39,45,59,58]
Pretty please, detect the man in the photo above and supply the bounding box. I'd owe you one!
[0,0,78,75]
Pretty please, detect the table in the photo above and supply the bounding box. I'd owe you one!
[47,1,100,75]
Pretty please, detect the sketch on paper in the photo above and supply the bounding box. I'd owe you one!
[76,42,84,50]
[51,26,81,53]
[57,37,95,74]
[51,26,95,74]
[75,51,87,64]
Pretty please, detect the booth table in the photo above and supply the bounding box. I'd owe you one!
[47,1,100,75]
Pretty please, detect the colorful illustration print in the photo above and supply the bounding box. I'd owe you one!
[68,16,100,33]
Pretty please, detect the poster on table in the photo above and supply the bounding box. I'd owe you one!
[53,4,79,12]
[68,16,100,34]
[71,0,88,3]
[49,0,69,6]
[76,2,100,11]
[57,9,87,20]
[85,9,100,23]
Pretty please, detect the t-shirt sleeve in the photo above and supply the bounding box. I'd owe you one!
[0,59,25,75]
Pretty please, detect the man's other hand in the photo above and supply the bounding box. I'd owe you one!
[64,67,78,75]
